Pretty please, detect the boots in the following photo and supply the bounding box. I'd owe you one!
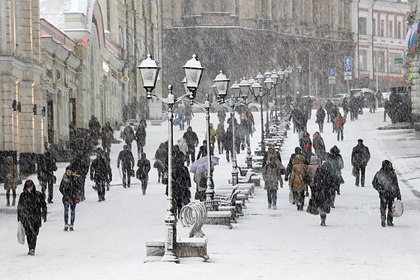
[381,217,386,227]
[320,214,327,226]
[387,214,394,226]
[6,194,10,207]
[12,192,16,206]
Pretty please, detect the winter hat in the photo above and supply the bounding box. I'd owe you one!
[295,147,302,154]
[358,139,363,144]
[123,145,129,150]
[381,160,393,171]
[24,180,35,189]
[330,145,340,155]
[304,145,312,151]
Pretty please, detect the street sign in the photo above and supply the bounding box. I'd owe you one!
[344,57,352,74]
[328,69,336,79]
[329,79,336,84]
[344,75,352,81]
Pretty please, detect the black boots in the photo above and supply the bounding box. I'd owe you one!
[6,194,10,207]
[320,214,327,226]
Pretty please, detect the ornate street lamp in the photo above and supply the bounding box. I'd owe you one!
[237,78,252,169]
[263,77,273,138]
[138,54,203,263]
[277,69,285,119]
[251,81,266,153]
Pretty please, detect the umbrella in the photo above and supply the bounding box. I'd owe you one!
[190,156,219,174]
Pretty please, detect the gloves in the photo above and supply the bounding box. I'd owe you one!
[284,175,288,182]
[43,217,47,223]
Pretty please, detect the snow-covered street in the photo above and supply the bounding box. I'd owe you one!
[1,107,420,280]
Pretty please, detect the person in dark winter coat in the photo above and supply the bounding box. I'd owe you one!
[342,97,349,119]
[135,123,147,158]
[312,132,326,162]
[330,106,339,132]
[303,145,313,166]
[217,109,226,125]
[84,134,95,156]
[101,126,113,158]
[69,153,90,201]
[196,140,214,160]
[182,126,199,166]
[154,141,168,183]
[216,123,225,154]
[351,139,371,187]
[299,131,312,152]
[323,152,341,208]
[312,165,335,226]
[328,146,344,195]
[136,153,151,195]
[117,145,135,188]
[59,167,81,231]
[171,153,191,217]
[383,100,390,122]
[4,156,18,206]
[372,160,402,227]
[315,106,326,133]
[263,157,283,209]
[90,148,112,202]
[37,151,57,204]
[324,100,333,123]
[222,125,233,162]
[17,180,47,255]
[289,105,301,133]
[122,123,135,150]
[89,115,101,142]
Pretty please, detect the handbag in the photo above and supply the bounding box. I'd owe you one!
[306,199,319,215]
[70,194,81,204]
[392,200,404,217]
[17,222,25,245]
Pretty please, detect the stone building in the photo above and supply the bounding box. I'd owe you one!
[409,0,420,122]
[161,0,355,100]
[0,0,44,179]
[353,0,410,92]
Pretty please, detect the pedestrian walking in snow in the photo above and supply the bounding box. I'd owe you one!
[334,112,346,141]
[101,125,113,158]
[4,156,18,206]
[196,140,214,160]
[330,106,339,132]
[37,151,57,204]
[216,123,225,154]
[312,132,326,162]
[205,123,217,150]
[284,147,302,183]
[135,122,147,159]
[312,165,335,226]
[351,139,371,187]
[90,148,112,202]
[176,104,186,130]
[69,152,90,201]
[324,100,333,123]
[184,104,194,127]
[154,141,168,183]
[117,145,135,188]
[263,157,283,209]
[372,160,402,227]
[323,151,341,207]
[122,122,135,150]
[171,153,191,217]
[59,167,81,231]
[289,154,310,211]
[136,153,151,195]
[89,115,101,143]
[182,126,199,166]
[315,106,326,133]
[217,109,226,125]
[299,131,312,152]
[307,156,321,193]
[328,145,344,195]
[84,134,95,156]
[17,180,47,255]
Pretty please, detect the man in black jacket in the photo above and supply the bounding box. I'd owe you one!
[136,152,151,195]
[91,148,112,201]
[182,126,199,166]
[196,140,214,160]
[117,145,135,188]
[69,152,90,201]
[351,139,371,187]
[372,160,402,227]
[37,151,57,203]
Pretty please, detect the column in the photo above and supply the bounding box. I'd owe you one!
[18,80,35,154]
[0,75,19,152]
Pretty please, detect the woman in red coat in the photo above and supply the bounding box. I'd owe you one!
[334,112,346,141]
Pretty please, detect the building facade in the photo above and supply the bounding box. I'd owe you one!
[0,0,44,179]
[353,0,410,92]
[161,0,355,100]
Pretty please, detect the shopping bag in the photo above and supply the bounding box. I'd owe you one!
[17,222,25,245]
[392,200,404,217]
[289,189,294,204]
[306,199,319,215]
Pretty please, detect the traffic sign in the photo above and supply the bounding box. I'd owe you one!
[328,69,336,78]
[344,57,352,74]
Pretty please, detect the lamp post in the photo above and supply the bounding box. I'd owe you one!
[284,66,291,103]
[297,65,303,98]
[183,71,230,197]
[270,70,279,124]
[276,69,285,120]
[250,81,264,153]
[256,72,273,140]
[237,78,252,171]
[138,54,204,263]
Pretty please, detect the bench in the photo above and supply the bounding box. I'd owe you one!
[228,170,259,186]
[205,211,233,229]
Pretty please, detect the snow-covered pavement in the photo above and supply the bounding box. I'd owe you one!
[1,107,420,280]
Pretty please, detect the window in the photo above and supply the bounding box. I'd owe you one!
[389,21,393,38]
[380,20,384,37]
[374,51,385,73]
[397,22,402,39]
[359,18,367,35]
[359,50,368,71]
[390,53,403,74]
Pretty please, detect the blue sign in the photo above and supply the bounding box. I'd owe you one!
[344,57,352,73]
[328,69,336,77]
